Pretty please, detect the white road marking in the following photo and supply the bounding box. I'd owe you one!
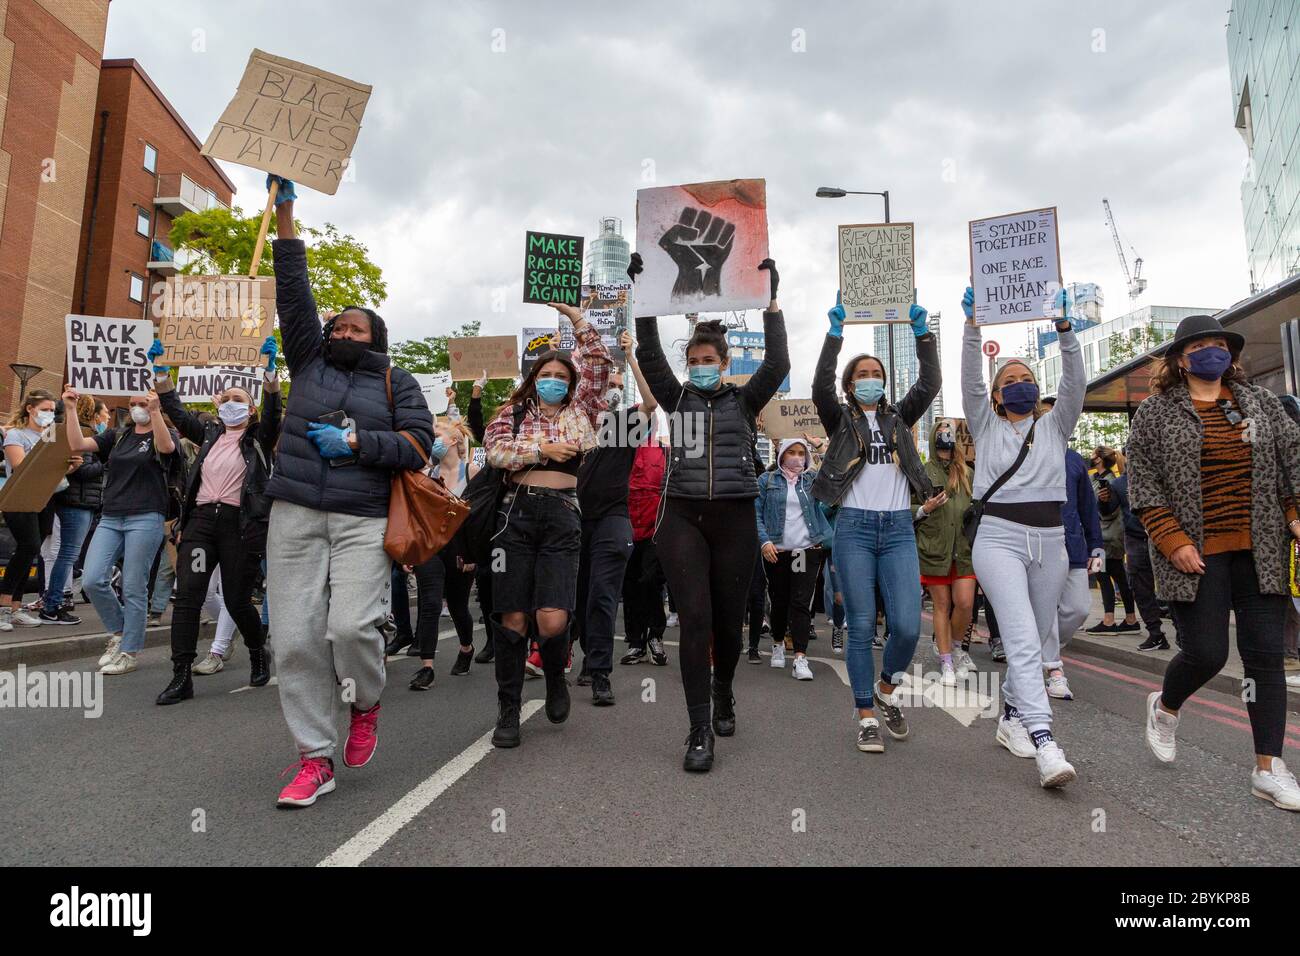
[318,700,545,867]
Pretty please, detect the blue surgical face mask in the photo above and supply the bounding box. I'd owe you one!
[688,365,721,390]
[536,377,568,405]
[94,422,107,434]
[1185,345,1232,382]
[430,438,448,461]
[854,379,886,405]
[999,380,1039,414]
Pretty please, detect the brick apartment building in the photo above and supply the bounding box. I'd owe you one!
[70,58,235,371]
[0,0,111,411]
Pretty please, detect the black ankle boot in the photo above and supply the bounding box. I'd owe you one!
[539,630,571,724]
[491,619,527,747]
[473,640,495,664]
[384,632,413,656]
[156,663,193,705]
[711,678,736,737]
[249,645,271,687]
[683,724,715,772]
[492,700,521,748]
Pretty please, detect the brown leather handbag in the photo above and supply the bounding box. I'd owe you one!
[383,368,470,565]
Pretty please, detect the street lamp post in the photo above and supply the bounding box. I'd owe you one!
[9,362,43,404]
[816,186,897,402]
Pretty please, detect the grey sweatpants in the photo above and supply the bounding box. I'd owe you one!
[971,515,1068,734]
[268,499,391,759]
[1042,567,1091,670]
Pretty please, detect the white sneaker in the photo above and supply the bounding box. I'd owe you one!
[100,652,137,675]
[0,607,12,632]
[792,656,813,681]
[11,609,42,627]
[996,715,1036,758]
[940,660,957,687]
[1045,673,1074,700]
[954,649,975,678]
[1250,757,1300,811]
[97,634,122,667]
[193,652,225,675]
[1035,740,1077,788]
[770,642,786,668]
[1144,691,1177,763]
[665,612,679,629]
[219,642,237,662]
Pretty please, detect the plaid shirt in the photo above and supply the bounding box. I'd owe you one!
[485,323,611,471]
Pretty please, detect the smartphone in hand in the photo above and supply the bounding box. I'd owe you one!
[319,410,357,468]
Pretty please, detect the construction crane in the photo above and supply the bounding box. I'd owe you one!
[1102,197,1147,303]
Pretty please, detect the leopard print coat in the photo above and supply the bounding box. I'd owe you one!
[1127,380,1300,603]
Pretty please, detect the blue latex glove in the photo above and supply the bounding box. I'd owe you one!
[266,175,297,205]
[827,290,845,339]
[909,303,929,337]
[1053,287,1070,315]
[148,338,169,375]
[306,422,354,459]
[961,286,975,321]
[260,335,279,371]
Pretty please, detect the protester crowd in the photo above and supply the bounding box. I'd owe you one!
[1,176,1297,813]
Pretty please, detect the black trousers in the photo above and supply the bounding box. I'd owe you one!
[746,550,768,651]
[1095,556,1135,616]
[1162,549,1287,756]
[414,550,475,658]
[576,513,633,675]
[1124,533,1163,636]
[657,497,757,728]
[765,547,826,655]
[170,503,264,666]
[623,538,666,649]
[2,509,50,601]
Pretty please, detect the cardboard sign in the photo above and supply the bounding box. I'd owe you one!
[761,399,827,442]
[201,49,371,195]
[838,222,915,323]
[0,422,82,513]
[176,366,265,405]
[448,336,518,382]
[523,231,584,306]
[65,315,153,397]
[521,326,559,376]
[947,417,976,465]
[556,283,629,362]
[969,207,1061,325]
[634,178,769,317]
[155,275,275,367]
[412,372,452,415]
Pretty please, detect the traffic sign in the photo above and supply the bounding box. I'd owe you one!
[981,340,1000,358]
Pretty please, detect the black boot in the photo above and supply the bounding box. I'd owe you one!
[156,662,193,705]
[449,647,473,676]
[473,634,495,664]
[249,644,271,687]
[384,632,413,656]
[683,724,715,772]
[539,629,571,725]
[491,619,527,748]
[711,678,736,737]
[591,672,615,706]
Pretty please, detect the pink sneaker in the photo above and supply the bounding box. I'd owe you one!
[343,703,381,768]
[277,756,335,807]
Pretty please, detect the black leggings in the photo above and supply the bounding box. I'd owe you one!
[415,550,475,659]
[766,548,826,655]
[656,497,758,727]
[2,509,50,601]
[1162,550,1287,756]
[1095,556,1135,616]
[171,503,264,666]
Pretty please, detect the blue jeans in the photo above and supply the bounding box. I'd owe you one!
[41,507,94,608]
[83,512,165,653]
[823,557,845,628]
[832,508,922,709]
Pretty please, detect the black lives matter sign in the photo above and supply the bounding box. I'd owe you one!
[65,315,153,397]
[523,231,584,306]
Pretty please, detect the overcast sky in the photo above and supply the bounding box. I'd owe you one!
[106,0,1249,410]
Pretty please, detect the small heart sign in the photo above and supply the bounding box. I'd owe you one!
[452,351,463,362]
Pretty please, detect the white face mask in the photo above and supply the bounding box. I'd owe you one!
[130,406,151,425]
[218,401,250,427]
[32,410,55,428]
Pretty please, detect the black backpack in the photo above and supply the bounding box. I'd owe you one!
[462,403,527,565]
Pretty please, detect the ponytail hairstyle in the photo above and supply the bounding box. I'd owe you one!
[5,387,57,430]
[685,319,729,363]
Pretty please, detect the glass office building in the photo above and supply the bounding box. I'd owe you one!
[1228,0,1300,291]
[584,217,631,285]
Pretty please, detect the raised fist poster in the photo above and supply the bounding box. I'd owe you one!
[838,222,915,323]
[969,207,1061,325]
[634,178,769,317]
[523,231,584,305]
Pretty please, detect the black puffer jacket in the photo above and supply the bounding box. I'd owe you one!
[157,382,281,545]
[635,310,789,500]
[267,239,433,518]
[52,445,104,511]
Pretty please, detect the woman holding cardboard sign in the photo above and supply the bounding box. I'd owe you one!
[1,388,62,630]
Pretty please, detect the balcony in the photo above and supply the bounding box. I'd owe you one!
[147,240,193,275]
[154,173,228,218]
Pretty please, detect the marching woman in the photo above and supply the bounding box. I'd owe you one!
[1128,314,1300,811]
[483,302,611,749]
[913,418,976,687]
[262,177,433,808]
[2,388,62,629]
[755,437,832,680]
[632,253,789,772]
[622,423,669,667]
[811,292,940,755]
[150,334,281,704]
[39,393,106,625]
[960,285,1082,789]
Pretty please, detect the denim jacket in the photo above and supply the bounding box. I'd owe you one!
[755,469,833,548]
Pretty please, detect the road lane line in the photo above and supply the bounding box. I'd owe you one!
[318,700,545,867]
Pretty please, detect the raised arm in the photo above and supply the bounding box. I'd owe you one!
[628,252,683,410]
[61,387,100,453]
[895,304,941,427]
[813,293,846,435]
[556,303,612,427]
[1051,324,1085,440]
[739,260,789,414]
[622,329,657,415]
[960,290,994,440]
[268,179,320,376]
[147,391,175,454]
[257,374,282,450]
[153,376,206,444]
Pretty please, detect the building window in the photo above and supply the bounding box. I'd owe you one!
[143,143,157,174]
[128,273,145,303]
[135,207,150,237]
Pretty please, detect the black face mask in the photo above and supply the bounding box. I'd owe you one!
[935,434,955,450]
[325,338,368,370]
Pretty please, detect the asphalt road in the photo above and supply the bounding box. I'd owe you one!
[2,621,1297,866]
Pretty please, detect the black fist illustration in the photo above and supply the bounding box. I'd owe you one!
[658,207,735,299]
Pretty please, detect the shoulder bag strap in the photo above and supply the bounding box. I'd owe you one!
[977,420,1037,507]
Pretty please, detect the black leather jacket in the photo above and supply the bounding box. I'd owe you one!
[811,330,941,507]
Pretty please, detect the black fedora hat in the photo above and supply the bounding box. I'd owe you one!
[1165,314,1244,356]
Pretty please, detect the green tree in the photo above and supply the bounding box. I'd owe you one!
[388,320,516,429]
[1068,323,1170,454]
